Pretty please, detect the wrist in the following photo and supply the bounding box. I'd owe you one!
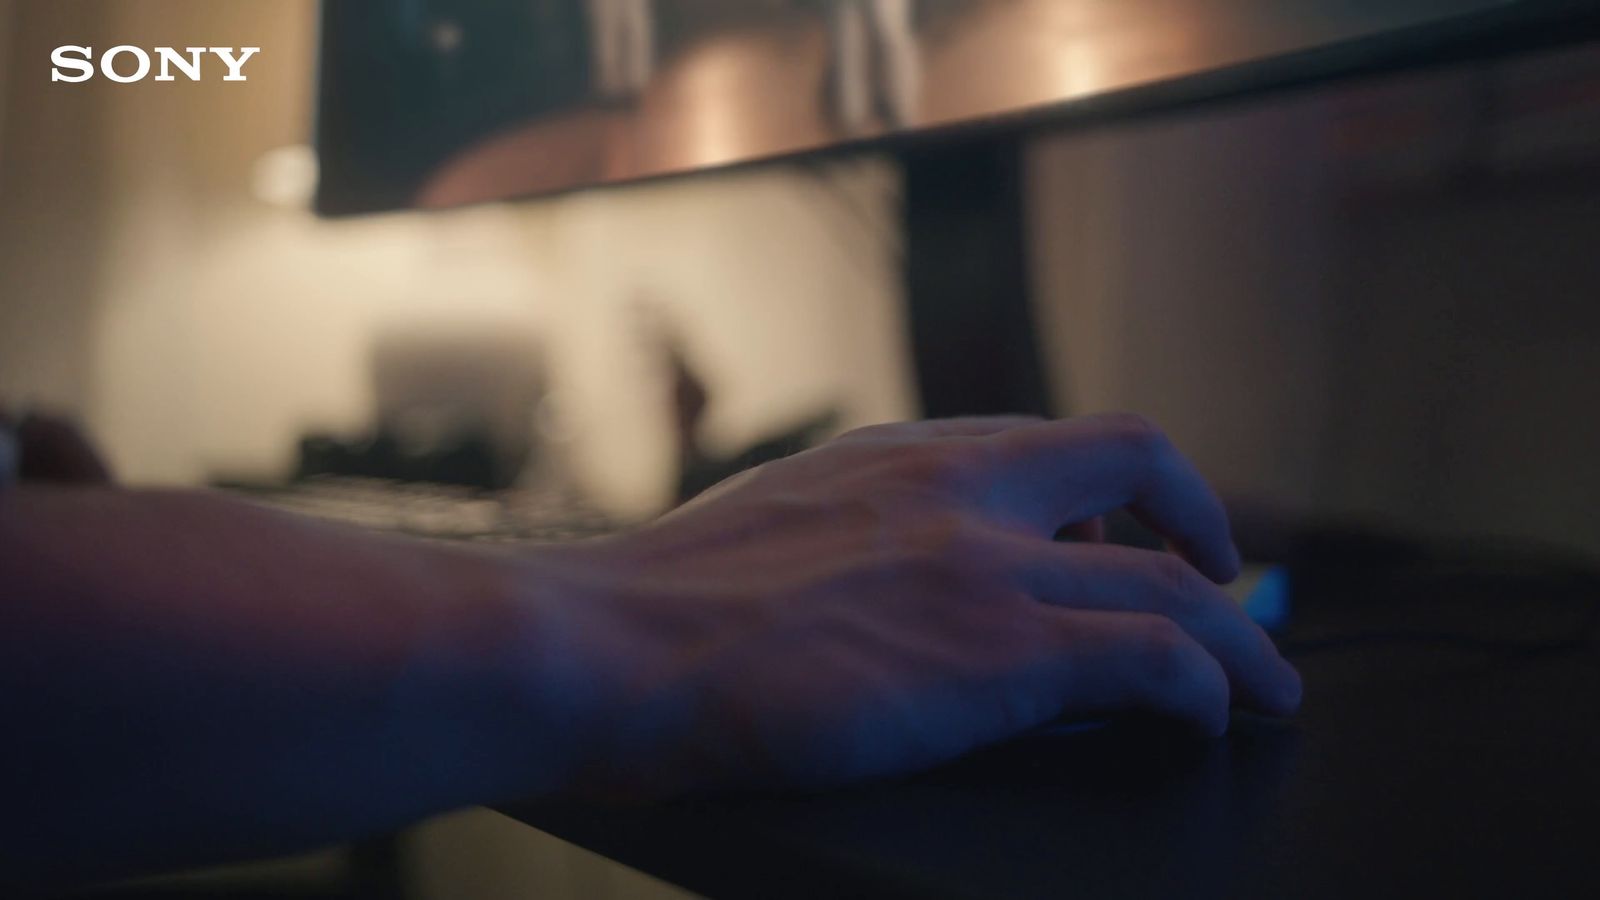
[484,535,710,803]
[428,540,628,806]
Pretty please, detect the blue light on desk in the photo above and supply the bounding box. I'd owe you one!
[1241,566,1292,633]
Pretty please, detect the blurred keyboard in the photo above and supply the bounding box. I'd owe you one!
[225,477,616,544]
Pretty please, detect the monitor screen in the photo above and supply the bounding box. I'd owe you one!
[314,0,1557,215]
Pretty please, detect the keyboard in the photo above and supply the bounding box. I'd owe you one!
[225,477,616,545]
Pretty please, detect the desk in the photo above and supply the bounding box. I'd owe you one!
[503,562,1600,898]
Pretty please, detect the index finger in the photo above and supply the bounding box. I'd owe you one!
[974,414,1240,583]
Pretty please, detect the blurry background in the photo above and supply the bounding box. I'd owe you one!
[0,0,916,527]
[4,1,1600,898]
[315,0,1504,212]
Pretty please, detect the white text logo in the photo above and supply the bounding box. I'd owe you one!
[51,46,261,84]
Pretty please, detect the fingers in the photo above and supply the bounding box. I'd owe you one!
[976,413,1239,583]
[1016,540,1302,716]
[1039,608,1232,736]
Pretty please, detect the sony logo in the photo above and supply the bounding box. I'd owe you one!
[51,46,261,84]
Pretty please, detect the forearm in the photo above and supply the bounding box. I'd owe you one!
[0,413,1306,885]
[0,487,574,885]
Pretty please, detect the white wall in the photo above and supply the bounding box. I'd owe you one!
[526,160,913,514]
[76,158,913,517]
[0,0,915,519]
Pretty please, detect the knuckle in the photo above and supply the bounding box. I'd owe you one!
[909,517,989,569]
[1099,412,1173,462]
[1149,554,1207,612]
[1136,616,1202,685]
[1100,411,1163,438]
[888,517,1009,592]
[886,446,960,487]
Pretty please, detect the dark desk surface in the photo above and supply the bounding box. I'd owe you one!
[504,559,1600,899]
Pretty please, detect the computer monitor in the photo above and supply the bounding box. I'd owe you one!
[314,0,1593,216]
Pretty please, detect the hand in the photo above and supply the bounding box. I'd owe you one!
[522,414,1302,800]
